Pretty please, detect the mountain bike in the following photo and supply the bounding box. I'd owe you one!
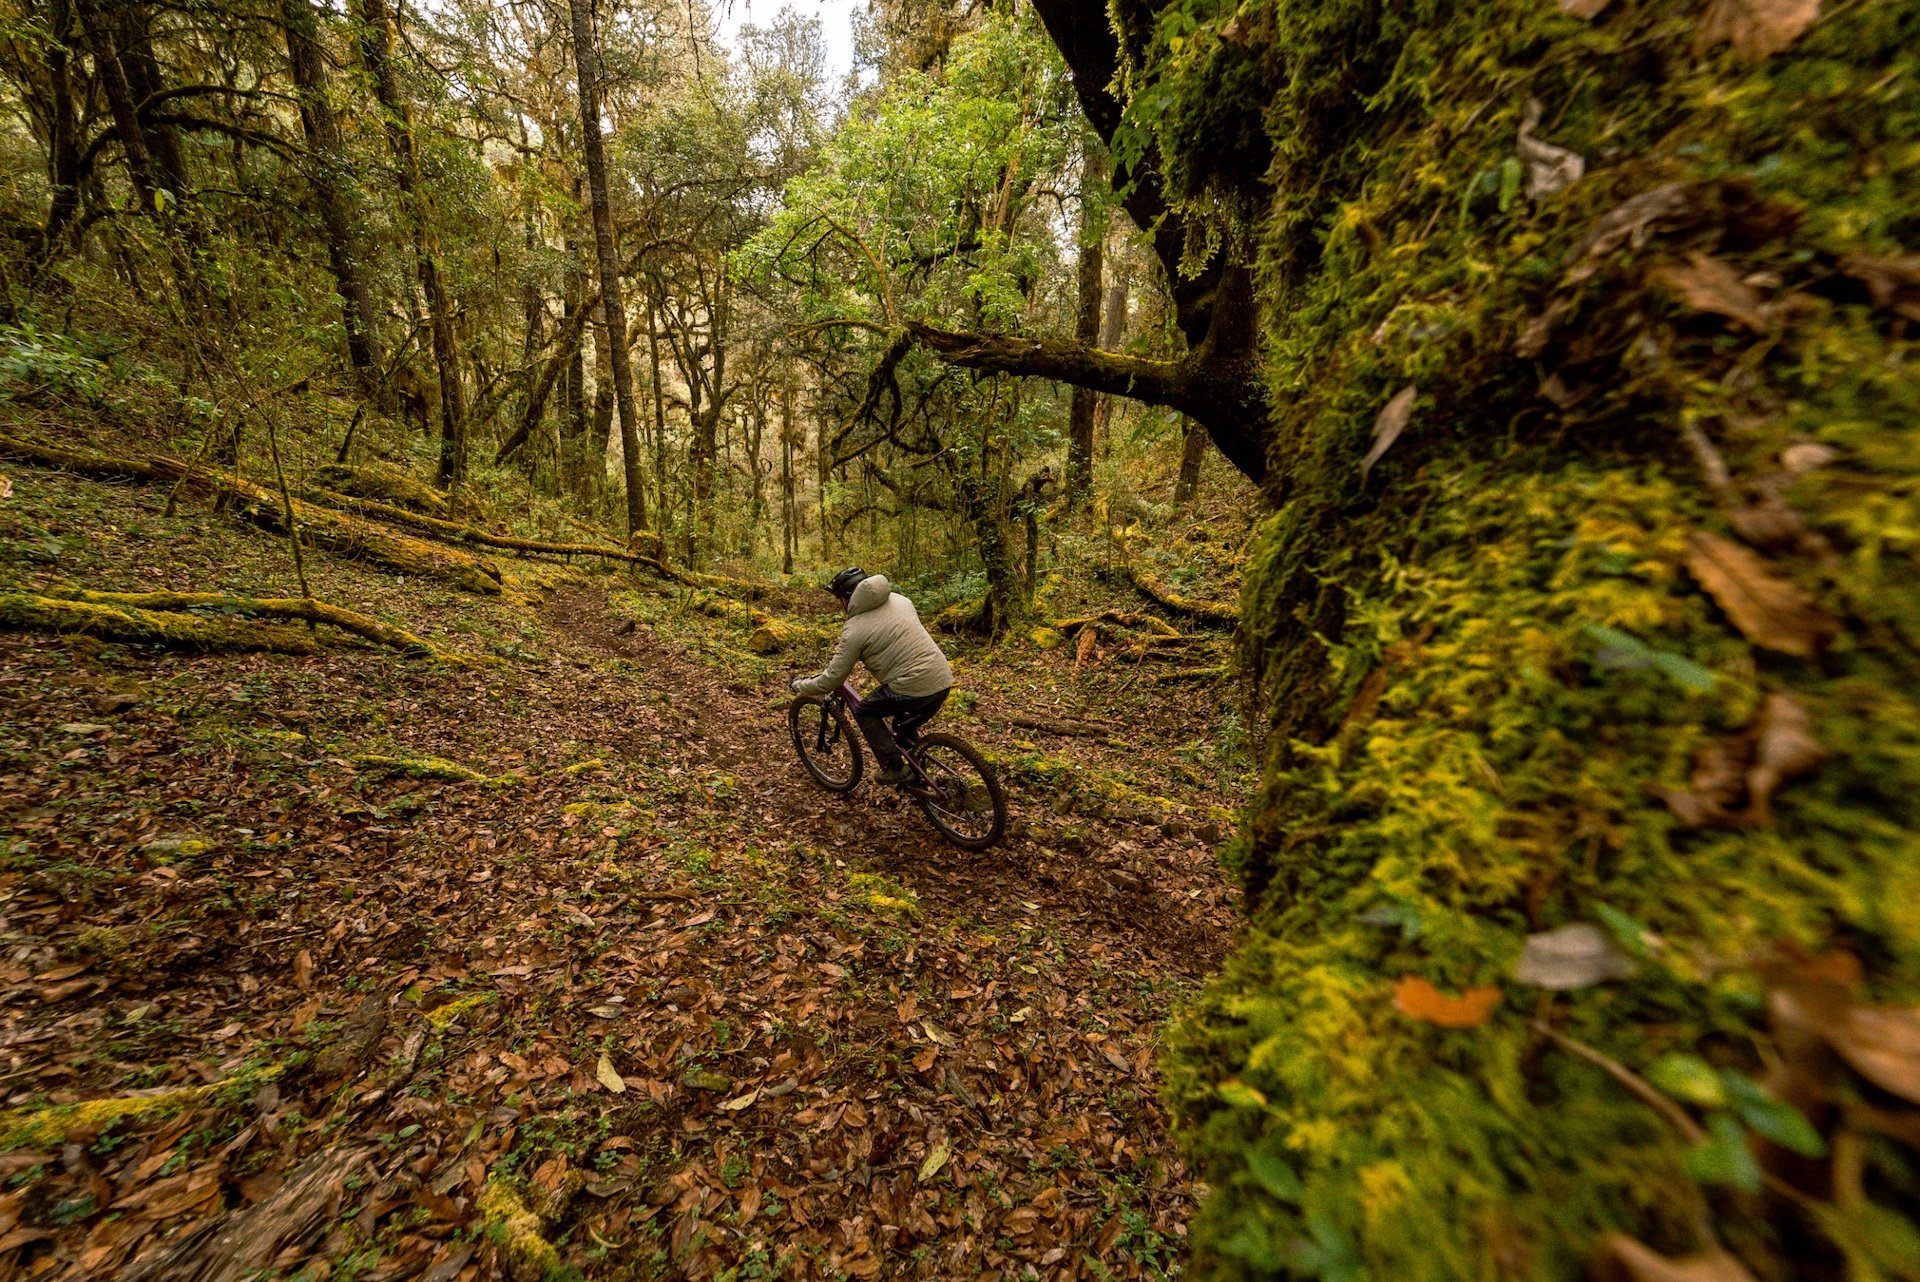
[788,683,1007,849]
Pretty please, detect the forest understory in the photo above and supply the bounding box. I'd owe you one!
[0,414,1250,1280]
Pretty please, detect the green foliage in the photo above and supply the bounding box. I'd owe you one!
[1128,0,1920,1275]
[0,324,107,401]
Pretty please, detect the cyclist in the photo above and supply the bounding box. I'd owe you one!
[790,567,954,785]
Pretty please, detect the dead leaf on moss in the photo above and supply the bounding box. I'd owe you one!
[1684,531,1836,656]
[1565,184,1705,285]
[1513,923,1637,989]
[1839,254,1920,323]
[1560,0,1613,17]
[1652,252,1771,331]
[1517,98,1585,199]
[1656,693,1825,827]
[1779,442,1840,475]
[1830,1006,1920,1104]
[1770,981,1920,1106]
[1393,975,1502,1028]
[1361,385,1417,481]
[0,474,12,501]
[1691,0,1820,60]
[1593,1233,1759,1282]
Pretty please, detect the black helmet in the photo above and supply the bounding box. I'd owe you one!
[828,566,869,600]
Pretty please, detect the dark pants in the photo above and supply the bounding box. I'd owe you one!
[854,686,948,768]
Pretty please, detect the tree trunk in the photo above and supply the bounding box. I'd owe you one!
[960,476,1023,636]
[643,285,670,545]
[1065,139,1104,506]
[588,303,614,493]
[566,0,649,536]
[560,234,591,499]
[779,357,795,576]
[72,0,160,214]
[280,0,383,396]
[354,0,466,489]
[37,0,83,262]
[1172,416,1207,510]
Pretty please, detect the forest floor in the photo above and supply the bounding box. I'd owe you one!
[0,443,1250,1280]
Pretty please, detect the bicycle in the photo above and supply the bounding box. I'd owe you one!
[788,683,1008,849]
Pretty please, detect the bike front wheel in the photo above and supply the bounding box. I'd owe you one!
[911,732,1007,849]
[789,696,863,792]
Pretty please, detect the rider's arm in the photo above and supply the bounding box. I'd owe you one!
[793,622,861,697]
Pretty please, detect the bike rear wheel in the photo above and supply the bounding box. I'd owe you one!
[789,697,863,792]
[911,732,1006,849]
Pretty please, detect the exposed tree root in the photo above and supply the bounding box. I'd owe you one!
[1118,563,1238,627]
[0,592,326,654]
[40,588,476,663]
[1053,609,1184,639]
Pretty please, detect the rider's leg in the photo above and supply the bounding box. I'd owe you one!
[853,685,910,771]
[890,688,948,749]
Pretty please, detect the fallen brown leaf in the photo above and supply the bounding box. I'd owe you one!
[1593,1232,1759,1282]
[1840,254,1920,323]
[1656,693,1825,827]
[1691,0,1820,59]
[1361,385,1417,481]
[292,948,314,990]
[1684,531,1836,656]
[1770,980,1920,1105]
[1393,975,1502,1028]
[1559,0,1612,17]
[1517,97,1585,199]
[1652,252,1771,332]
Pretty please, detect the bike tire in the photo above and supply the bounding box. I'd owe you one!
[789,696,863,792]
[911,731,1007,849]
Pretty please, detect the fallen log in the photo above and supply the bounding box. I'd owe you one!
[0,433,504,594]
[308,461,450,516]
[1053,609,1183,639]
[1119,562,1238,627]
[298,484,643,565]
[0,592,326,654]
[40,588,475,663]
[1007,713,1125,741]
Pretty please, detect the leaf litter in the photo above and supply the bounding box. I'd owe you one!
[0,544,1241,1279]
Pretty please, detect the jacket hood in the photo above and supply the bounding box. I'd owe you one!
[846,574,892,615]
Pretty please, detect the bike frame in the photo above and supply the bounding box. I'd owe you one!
[828,683,931,785]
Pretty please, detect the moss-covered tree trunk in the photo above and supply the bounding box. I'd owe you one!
[1020,0,1920,1277]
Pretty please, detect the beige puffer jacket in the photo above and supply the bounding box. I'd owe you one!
[795,575,953,698]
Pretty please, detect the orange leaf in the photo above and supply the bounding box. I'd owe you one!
[1393,975,1502,1028]
[1685,531,1837,657]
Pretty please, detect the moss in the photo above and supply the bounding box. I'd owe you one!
[848,871,922,919]
[0,1065,282,1149]
[1132,0,1920,1275]
[477,1176,566,1282]
[351,753,509,785]
[0,592,326,654]
[423,992,492,1030]
[309,462,450,517]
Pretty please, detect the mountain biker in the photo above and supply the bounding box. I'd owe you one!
[790,567,954,786]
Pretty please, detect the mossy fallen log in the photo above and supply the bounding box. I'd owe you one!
[1053,609,1184,639]
[478,1170,584,1282]
[0,592,325,654]
[308,461,450,516]
[0,1064,282,1149]
[350,753,511,784]
[0,433,504,594]
[1118,563,1238,627]
[298,484,646,568]
[40,588,475,663]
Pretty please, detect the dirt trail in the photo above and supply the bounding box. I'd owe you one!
[543,585,1234,977]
